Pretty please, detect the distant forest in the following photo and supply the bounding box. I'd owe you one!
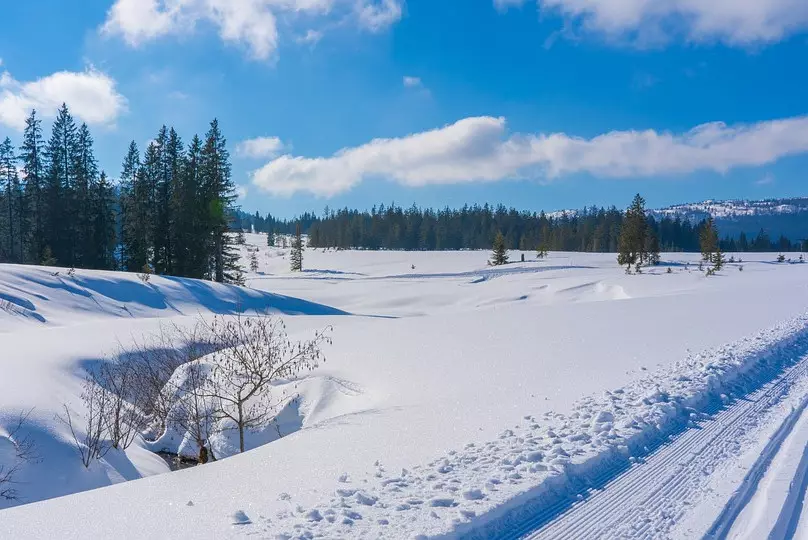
[237,205,807,253]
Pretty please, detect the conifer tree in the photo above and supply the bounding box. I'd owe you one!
[20,110,46,262]
[700,217,719,262]
[200,119,240,284]
[119,142,150,271]
[74,123,99,268]
[617,194,648,272]
[91,172,117,270]
[43,104,79,266]
[151,126,175,275]
[0,138,24,263]
[713,247,725,272]
[290,223,304,272]
[267,231,274,247]
[250,250,259,273]
[491,231,508,266]
[178,135,209,279]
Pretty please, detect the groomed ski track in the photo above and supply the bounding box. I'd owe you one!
[512,345,808,539]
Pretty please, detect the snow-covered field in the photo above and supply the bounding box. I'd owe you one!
[1,233,807,539]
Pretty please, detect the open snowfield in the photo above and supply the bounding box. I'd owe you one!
[1,233,808,539]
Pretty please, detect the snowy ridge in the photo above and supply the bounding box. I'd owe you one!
[652,198,808,220]
[544,198,808,222]
[252,313,808,539]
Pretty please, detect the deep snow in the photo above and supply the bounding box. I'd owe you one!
[1,234,807,538]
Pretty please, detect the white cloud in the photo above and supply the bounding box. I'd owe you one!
[102,0,402,60]
[499,0,808,47]
[236,136,287,158]
[755,172,775,186]
[250,114,808,197]
[403,75,422,88]
[0,68,127,130]
[356,0,403,32]
[236,185,250,199]
[297,29,324,45]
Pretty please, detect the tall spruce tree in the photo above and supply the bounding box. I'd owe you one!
[151,126,173,275]
[291,223,304,272]
[0,138,24,262]
[74,123,99,268]
[491,231,508,266]
[179,135,209,279]
[617,193,648,272]
[119,142,150,271]
[91,171,117,270]
[200,119,240,284]
[43,104,79,265]
[20,110,46,263]
[699,217,719,263]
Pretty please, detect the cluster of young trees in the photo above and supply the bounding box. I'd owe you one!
[0,106,243,285]
[59,313,331,468]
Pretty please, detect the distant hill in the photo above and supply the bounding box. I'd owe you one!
[649,197,808,240]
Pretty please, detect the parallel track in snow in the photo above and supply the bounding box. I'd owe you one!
[519,351,808,540]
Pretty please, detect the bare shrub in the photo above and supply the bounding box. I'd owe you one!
[95,362,147,450]
[0,409,38,501]
[166,360,218,463]
[59,376,111,468]
[203,314,331,453]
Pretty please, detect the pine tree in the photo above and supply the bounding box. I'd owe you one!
[164,128,184,274]
[713,247,725,272]
[178,135,209,279]
[90,172,117,269]
[491,231,508,266]
[700,217,719,262]
[617,194,648,272]
[74,123,99,268]
[119,142,150,271]
[643,230,661,266]
[290,223,304,272]
[200,119,240,284]
[20,110,47,263]
[250,250,259,273]
[151,126,175,275]
[43,104,79,266]
[267,231,275,247]
[0,138,24,263]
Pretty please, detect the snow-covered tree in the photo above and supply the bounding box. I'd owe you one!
[290,223,303,272]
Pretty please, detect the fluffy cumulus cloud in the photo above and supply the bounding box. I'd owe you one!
[250,115,808,197]
[0,68,127,130]
[236,136,286,158]
[498,0,808,46]
[102,0,403,60]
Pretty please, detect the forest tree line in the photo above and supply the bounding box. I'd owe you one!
[0,105,243,284]
[238,204,807,254]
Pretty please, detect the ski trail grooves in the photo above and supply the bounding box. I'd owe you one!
[704,395,808,540]
[524,351,808,540]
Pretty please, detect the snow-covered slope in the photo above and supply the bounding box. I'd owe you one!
[653,197,808,220]
[1,236,808,539]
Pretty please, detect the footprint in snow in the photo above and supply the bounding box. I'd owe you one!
[231,510,252,525]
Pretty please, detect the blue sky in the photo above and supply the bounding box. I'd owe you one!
[0,0,807,218]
